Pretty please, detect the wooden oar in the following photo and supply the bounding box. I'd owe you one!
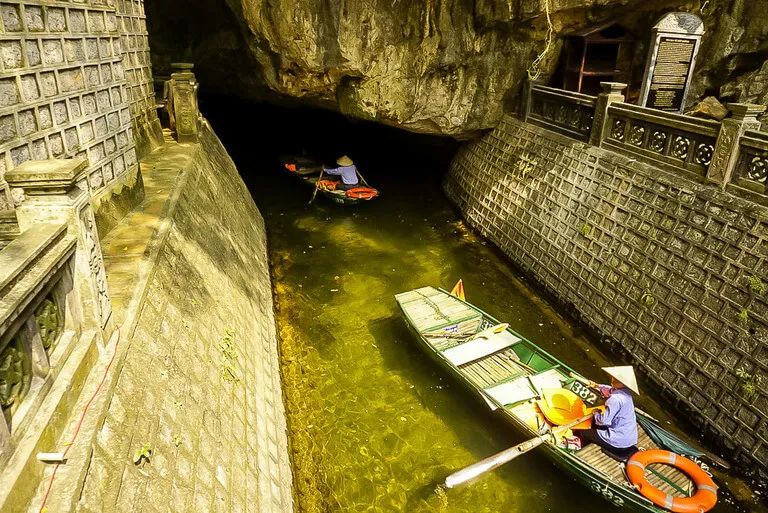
[309,168,324,204]
[423,323,508,340]
[445,413,592,488]
[355,168,371,187]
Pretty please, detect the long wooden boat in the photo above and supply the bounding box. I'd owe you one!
[395,286,713,513]
[280,155,379,205]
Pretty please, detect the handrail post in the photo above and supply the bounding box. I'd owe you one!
[707,103,765,189]
[5,159,114,341]
[590,82,627,147]
[165,62,201,144]
[521,78,535,123]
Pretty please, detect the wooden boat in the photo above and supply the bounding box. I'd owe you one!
[280,155,379,205]
[395,286,716,513]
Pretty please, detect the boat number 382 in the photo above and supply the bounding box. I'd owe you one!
[591,481,625,508]
[569,380,600,406]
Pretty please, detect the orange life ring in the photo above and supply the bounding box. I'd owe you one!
[345,187,378,199]
[317,179,338,190]
[626,450,717,513]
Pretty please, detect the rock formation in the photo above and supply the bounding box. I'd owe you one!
[146,0,768,138]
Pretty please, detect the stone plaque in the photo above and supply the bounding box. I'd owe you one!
[639,13,704,113]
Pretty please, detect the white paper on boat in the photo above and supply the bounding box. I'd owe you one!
[483,368,565,408]
[441,330,521,367]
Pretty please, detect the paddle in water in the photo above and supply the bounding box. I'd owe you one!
[444,413,593,488]
[309,168,324,204]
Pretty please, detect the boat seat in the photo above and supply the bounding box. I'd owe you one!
[601,445,639,463]
[442,330,521,367]
[484,368,564,407]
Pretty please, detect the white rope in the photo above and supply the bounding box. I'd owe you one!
[527,0,554,80]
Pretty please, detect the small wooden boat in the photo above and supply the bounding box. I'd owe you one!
[280,155,379,205]
[395,286,718,513]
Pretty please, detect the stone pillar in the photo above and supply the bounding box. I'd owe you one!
[590,82,627,147]
[706,103,766,189]
[167,63,201,144]
[5,159,113,341]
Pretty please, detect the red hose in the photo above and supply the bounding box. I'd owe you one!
[38,325,122,513]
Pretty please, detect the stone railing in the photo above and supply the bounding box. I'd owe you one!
[521,81,768,197]
[731,129,768,195]
[0,158,112,503]
[0,222,77,459]
[602,103,720,178]
[522,83,596,142]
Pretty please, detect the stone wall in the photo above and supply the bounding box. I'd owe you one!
[76,124,294,512]
[445,115,768,477]
[116,0,162,159]
[0,0,162,215]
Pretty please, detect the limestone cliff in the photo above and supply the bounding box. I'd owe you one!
[147,0,768,138]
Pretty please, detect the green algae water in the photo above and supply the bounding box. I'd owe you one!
[203,98,755,513]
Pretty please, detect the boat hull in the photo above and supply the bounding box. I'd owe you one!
[280,156,378,205]
[396,290,669,513]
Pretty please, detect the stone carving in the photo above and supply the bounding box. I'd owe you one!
[672,136,690,159]
[694,143,714,166]
[656,13,705,35]
[0,336,28,409]
[35,296,62,352]
[80,207,111,329]
[708,123,736,182]
[650,131,667,152]
[747,156,768,183]
[629,125,645,146]
[611,119,626,141]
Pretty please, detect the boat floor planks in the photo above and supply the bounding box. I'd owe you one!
[575,429,694,497]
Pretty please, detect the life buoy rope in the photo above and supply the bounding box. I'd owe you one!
[626,450,717,513]
[345,187,378,199]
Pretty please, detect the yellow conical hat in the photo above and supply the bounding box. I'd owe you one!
[602,366,640,394]
[337,155,353,166]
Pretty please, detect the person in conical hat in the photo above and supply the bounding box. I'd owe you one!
[573,365,639,458]
[321,155,360,191]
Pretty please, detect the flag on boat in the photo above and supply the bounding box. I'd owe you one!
[450,279,465,300]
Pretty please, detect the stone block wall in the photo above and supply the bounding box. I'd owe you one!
[0,0,161,215]
[445,115,768,477]
[116,0,161,158]
[77,125,294,512]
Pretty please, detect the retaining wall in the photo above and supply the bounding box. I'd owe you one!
[445,114,768,477]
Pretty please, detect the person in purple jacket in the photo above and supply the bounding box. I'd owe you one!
[322,155,360,191]
[574,366,639,457]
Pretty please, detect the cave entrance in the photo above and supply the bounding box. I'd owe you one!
[200,95,461,212]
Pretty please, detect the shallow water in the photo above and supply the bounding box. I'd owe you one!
[203,97,758,513]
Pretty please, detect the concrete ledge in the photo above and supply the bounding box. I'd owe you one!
[0,330,99,513]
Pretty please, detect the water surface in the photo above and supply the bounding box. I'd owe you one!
[204,98,756,513]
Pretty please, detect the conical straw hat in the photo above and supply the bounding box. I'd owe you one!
[602,366,640,394]
[337,155,353,166]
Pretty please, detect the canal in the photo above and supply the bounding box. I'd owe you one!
[203,97,755,513]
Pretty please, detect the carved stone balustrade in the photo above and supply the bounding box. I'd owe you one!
[0,158,110,504]
[5,159,113,337]
[523,83,597,142]
[709,104,767,194]
[602,102,720,178]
